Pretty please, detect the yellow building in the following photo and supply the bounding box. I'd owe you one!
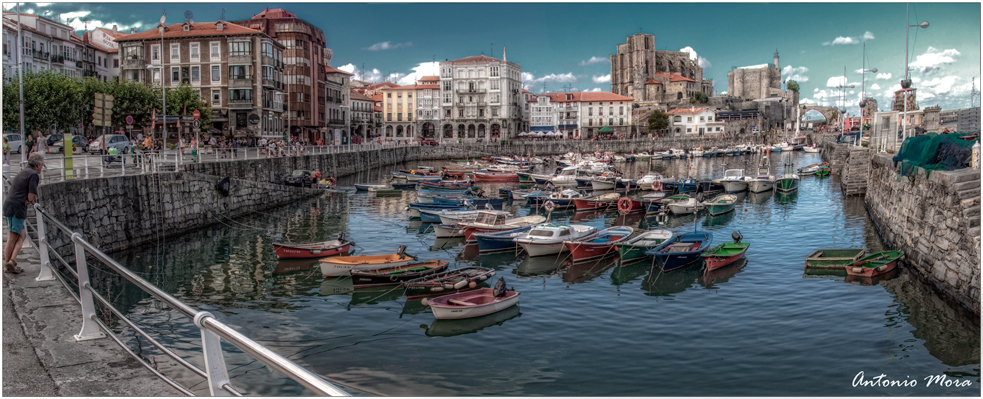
[380,85,418,141]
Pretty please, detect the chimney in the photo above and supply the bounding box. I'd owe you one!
[112,24,117,35]
[130,28,136,34]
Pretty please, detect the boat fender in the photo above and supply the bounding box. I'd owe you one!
[444,283,455,290]
[489,271,496,277]
[420,298,429,306]
[431,286,444,292]
[311,250,322,254]
[469,281,477,288]
[453,280,469,290]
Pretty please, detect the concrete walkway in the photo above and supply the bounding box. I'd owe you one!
[2,231,180,396]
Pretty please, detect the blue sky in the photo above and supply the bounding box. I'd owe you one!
[4,2,981,117]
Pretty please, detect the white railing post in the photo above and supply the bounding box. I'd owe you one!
[34,205,54,282]
[72,233,106,341]
[194,312,233,396]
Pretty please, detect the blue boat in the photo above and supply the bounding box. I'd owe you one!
[407,203,469,218]
[472,226,533,253]
[645,231,713,272]
[392,182,417,189]
[418,209,452,223]
[675,178,699,194]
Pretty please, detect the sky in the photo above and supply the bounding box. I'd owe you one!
[3,1,981,118]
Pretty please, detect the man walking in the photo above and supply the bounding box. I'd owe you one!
[4,153,44,274]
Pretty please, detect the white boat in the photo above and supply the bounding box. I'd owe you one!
[550,166,581,187]
[612,155,626,163]
[667,148,687,159]
[590,175,618,191]
[719,169,750,193]
[354,183,388,191]
[797,164,820,175]
[437,209,506,226]
[747,164,776,193]
[669,197,703,215]
[690,148,704,157]
[515,223,597,257]
[427,284,520,320]
[459,212,547,241]
[803,145,820,153]
[434,224,465,238]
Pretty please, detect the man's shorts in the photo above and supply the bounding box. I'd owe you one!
[5,216,25,235]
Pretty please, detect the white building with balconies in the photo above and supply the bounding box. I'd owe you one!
[438,54,523,142]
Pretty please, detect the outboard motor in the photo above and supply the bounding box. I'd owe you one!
[493,277,507,297]
[732,230,743,243]
[337,232,346,242]
[397,245,407,257]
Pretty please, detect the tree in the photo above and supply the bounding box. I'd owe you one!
[3,70,86,133]
[161,84,212,127]
[690,92,709,104]
[108,79,158,129]
[787,80,800,93]
[648,110,669,133]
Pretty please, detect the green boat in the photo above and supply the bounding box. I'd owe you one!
[517,172,534,182]
[615,230,673,263]
[815,164,831,177]
[701,232,749,271]
[846,250,904,277]
[776,155,800,192]
[703,194,738,216]
[804,249,865,270]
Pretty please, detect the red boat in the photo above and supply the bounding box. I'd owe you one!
[473,170,519,182]
[572,193,621,211]
[273,234,353,259]
[616,197,646,214]
[845,250,903,277]
[563,226,634,263]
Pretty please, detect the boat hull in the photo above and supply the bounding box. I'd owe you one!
[747,180,774,193]
[776,177,800,192]
[351,261,450,288]
[320,256,416,277]
[273,241,352,259]
[430,289,521,320]
[473,226,532,253]
[705,203,735,216]
[573,198,615,211]
[404,267,497,298]
[721,181,748,193]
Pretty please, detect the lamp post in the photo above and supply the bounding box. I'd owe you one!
[147,64,165,150]
[902,5,929,143]
[16,2,26,165]
[859,42,877,146]
[835,69,854,135]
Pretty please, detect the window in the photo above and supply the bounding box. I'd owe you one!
[211,65,220,82]
[191,66,200,84]
[491,80,499,90]
[387,93,391,98]
[229,65,250,80]
[113,59,118,68]
[490,66,499,77]
[171,66,180,84]
[229,41,251,56]
[212,89,221,105]
[190,43,200,62]
[609,118,614,126]
[387,113,392,121]
[619,118,624,125]
[230,89,252,101]
[619,106,624,116]
[588,107,593,116]
[609,107,613,115]
[152,68,161,84]
[458,109,464,117]
[210,42,220,59]
[397,113,402,122]
[445,109,451,117]
[687,128,692,133]
[170,43,179,62]
[687,117,693,122]
[673,116,681,122]
[699,116,705,122]
[151,44,160,62]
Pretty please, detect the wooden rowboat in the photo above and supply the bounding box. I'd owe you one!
[804,249,865,270]
[273,233,353,260]
[845,250,903,277]
[319,246,415,277]
[351,260,449,288]
[701,231,749,271]
[426,278,520,320]
[403,266,496,298]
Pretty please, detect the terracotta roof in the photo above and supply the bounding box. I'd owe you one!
[2,19,50,39]
[325,66,353,75]
[96,27,130,39]
[448,55,503,64]
[644,78,662,85]
[666,107,710,115]
[541,92,635,103]
[351,91,374,102]
[251,7,297,19]
[2,11,40,18]
[371,93,383,102]
[419,76,439,82]
[654,72,696,83]
[373,105,382,112]
[366,82,399,91]
[117,21,265,42]
[522,89,533,94]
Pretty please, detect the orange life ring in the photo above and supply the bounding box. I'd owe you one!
[617,197,633,214]
[544,200,556,213]
[651,180,662,192]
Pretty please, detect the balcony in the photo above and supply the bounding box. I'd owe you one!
[83,70,97,77]
[228,54,252,65]
[230,78,252,88]
[229,97,253,108]
[76,61,82,68]
[456,87,486,93]
[335,98,342,104]
[326,96,334,102]
[32,50,49,60]
[262,78,279,88]
[327,118,344,126]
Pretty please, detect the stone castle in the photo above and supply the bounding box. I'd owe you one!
[610,33,714,105]
[727,51,783,100]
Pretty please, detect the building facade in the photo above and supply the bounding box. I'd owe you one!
[3,12,83,80]
[439,54,524,142]
[667,106,720,136]
[727,52,782,100]
[610,33,712,104]
[415,76,441,139]
[234,8,330,141]
[116,20,285,137]
[380,85,417,141]
[538,92,635,138]
[529,95,558,133]
[324,66,351,144]
[349,90,375,143]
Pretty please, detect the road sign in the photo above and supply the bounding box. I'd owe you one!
[126,115,134,125]
[193,110,201,120]
[126,124,133,130]
[193,119,201,129]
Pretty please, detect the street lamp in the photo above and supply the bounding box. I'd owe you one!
[902,5,929,142]
[147,64,165,149]
[858,41,878,146]
[835,72,855,135]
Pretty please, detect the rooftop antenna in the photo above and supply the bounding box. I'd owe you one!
[184,10,193,23]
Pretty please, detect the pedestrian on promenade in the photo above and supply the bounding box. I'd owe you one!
[33,132,47,160]
[24,134,34,155]
[4,153,44,274]
[232,139,239,158]
[2,137,8,156]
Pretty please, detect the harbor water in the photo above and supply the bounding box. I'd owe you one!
[108,152,979,396]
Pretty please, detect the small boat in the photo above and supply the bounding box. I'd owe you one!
[437,209,507,226]
[351,260,450,288]
[515,223,597,257]
[542,189,585,209]
[669,197,703,215]
[703,194,738,216]
[615,229,673,263]
[803,145,820,153]
[391,182,417,190]
[564,226,634,263]
[472,226,533,253]
[319,246,415,277]
[815,163,831,177]
[719,169,750,193]
[550,166,581,187]
[639,192,668,214]
[433,224,466,238]
[272,233,353,259]
[407,202,468,218]
[797,163,821,175]
[403,266,497,298]
[590,175,619,191]
[776,156,800,192]
[572,192,621,211]
[419,180,476,189]
[354,183,388,191]
[426,278,520,320]
[804,249,866,272]
[675,178,699,194]
[845,250,904,277]
[702,231,750,271]
[460,212,547,242]
[747,163,776,194]
[473,170,519,182]
[646,231,713,272]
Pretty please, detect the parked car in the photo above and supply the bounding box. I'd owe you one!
[284,170,313,187]
[46,134,63,146]
[49,135,90,154]
[91,134,130,154]
[420,138,439,146]
[4,133,23,153]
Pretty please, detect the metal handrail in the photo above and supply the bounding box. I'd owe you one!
[30,204,350,396]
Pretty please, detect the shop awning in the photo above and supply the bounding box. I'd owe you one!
[598,126,614,133]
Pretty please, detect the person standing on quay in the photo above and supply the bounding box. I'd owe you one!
[4,153,44,274]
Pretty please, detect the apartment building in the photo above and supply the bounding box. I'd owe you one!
[439,54,524,142]
[539,92,634,138]
[324,65,351,144]
[350,90,376,143]
[379,84,418,141]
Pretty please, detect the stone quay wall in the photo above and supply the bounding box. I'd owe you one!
[40,173,323,254]
[823,139,981,316]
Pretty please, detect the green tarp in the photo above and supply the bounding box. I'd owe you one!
[892,132,979,178]
[598,126,614,133]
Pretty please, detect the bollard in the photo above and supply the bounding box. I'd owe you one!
[72,233,106,341]
[34,205,54,282]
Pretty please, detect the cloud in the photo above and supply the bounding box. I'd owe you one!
[395,62,439,85]
[338,63,384,83]
[521,72,579,91]
[823,36,860,46]
[909,47,961,74]
[578,56,609,66]
[60,10,92,20]
[862,31,875,40]
[825,76,861,88]
[875,72,893,80]
[363,41,413,51]
[678,46,711,69]
[782,65,809,83]
[738,63,770,69]
[870,84,880,90]
[592,74,610,84]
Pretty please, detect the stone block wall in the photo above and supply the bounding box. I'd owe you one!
[864,153,981,316]
[841,148,872,196]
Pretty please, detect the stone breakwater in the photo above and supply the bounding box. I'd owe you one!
[823,142,981,316]
[40,173,323,254]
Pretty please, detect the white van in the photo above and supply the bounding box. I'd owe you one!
[4,133,23,153]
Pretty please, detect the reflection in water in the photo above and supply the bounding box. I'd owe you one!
[641,264,703,297]
[432,237,466,251]
[474,251,523,269]
[563,257,618,284]
[610,260,653,286]
[702,210,736,227]
[319,277,354,296]
[515,255,567,277]
[746,190,773,205]
[774,189,799,205]
[274,259,318,274]
[844,268,900,286]
[699,257,747,288]
[423,305,521,337]
[349,285,405,307]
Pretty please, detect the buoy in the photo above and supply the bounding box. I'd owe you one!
[469,281,477,288]
[431,286,444,292]
[420,298,429,306]
[453,280,468,289]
